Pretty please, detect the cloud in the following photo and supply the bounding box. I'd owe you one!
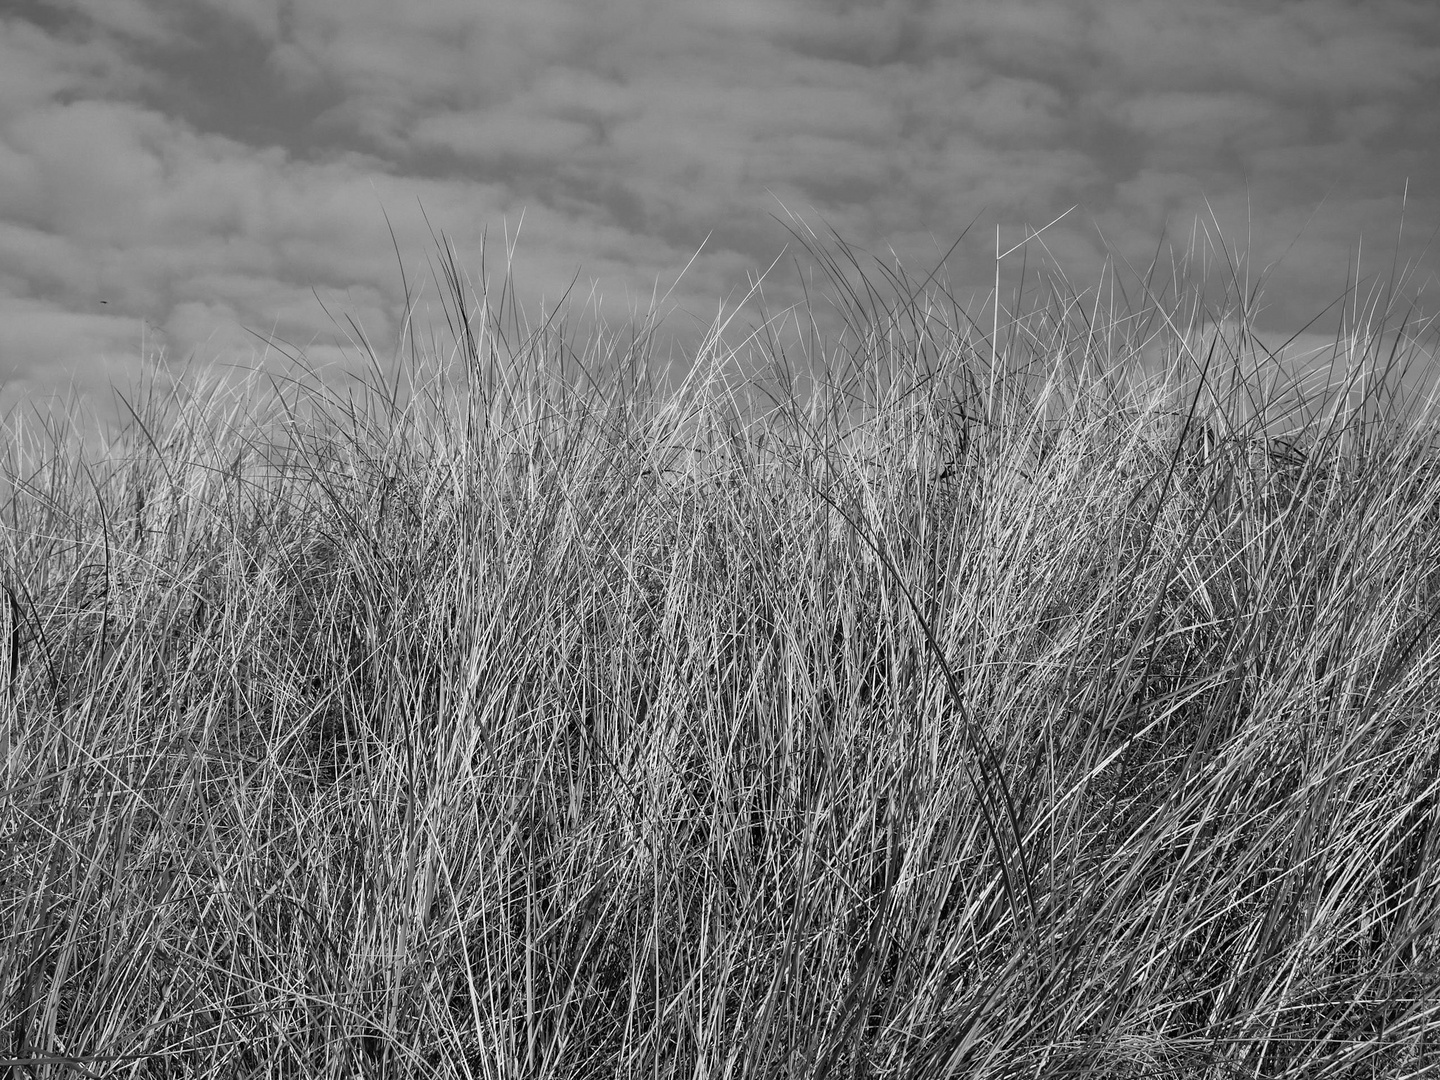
[0,296,153,393]
[0,0,1435,430]
[39,0,176,47]
[1118,91,1296,159]
[1090,0,1440,100]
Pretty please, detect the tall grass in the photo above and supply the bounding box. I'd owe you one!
[2,219,1438,1079]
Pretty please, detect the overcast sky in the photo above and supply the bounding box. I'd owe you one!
[2,0,1438,426]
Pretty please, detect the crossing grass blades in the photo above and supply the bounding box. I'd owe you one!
[1,216,1438,1078]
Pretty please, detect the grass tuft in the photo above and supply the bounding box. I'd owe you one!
[1,220,1438,1078]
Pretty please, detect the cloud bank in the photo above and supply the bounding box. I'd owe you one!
[1,0,1436,422]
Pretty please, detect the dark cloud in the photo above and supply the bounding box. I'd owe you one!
[0,0,1435,424]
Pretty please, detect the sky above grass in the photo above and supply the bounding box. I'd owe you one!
[2,0,1438,424]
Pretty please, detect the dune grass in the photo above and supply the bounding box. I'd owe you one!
[1,220,1438,1079]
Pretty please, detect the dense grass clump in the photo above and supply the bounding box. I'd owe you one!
[2,221,1438,1078]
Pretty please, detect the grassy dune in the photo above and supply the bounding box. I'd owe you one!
[2,225,1438,1078]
